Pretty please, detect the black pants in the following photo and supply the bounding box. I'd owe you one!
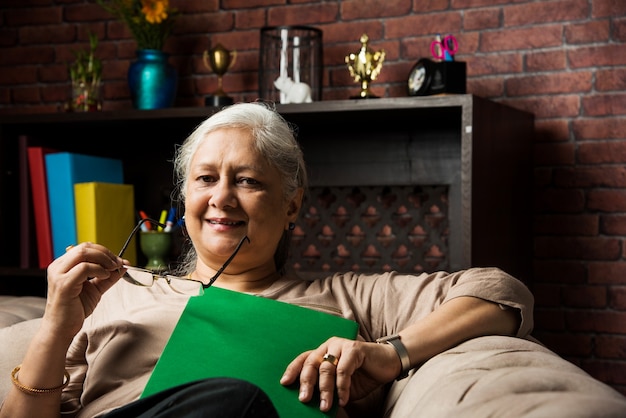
[100,377,279,418]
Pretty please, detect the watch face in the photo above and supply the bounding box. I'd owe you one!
[408,58,432,96]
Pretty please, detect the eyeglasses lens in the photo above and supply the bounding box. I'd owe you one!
[123,267,202,293]
[123,267,155,287]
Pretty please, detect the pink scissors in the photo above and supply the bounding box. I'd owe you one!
[430,34,458,61]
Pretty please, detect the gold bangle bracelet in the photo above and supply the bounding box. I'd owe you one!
[10,365,70,396]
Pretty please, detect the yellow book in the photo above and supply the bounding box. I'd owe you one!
[74,182,136,265]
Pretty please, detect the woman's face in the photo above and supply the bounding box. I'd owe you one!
[184,127,301,275]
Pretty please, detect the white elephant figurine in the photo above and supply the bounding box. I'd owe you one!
[273,76,312,104]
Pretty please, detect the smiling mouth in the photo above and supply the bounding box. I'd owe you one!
[208,220,245,226]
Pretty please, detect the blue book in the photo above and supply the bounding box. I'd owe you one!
[45,152,123,259]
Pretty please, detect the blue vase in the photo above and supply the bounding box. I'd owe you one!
[128,49,177,109]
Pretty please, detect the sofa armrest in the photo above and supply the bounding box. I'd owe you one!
[384,335,626,417]
[0,296,46,328]
[0,318,43,402]
[0,296,46,402]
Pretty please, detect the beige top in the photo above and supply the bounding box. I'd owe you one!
[61,267,534,417]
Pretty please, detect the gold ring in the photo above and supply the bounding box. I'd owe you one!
[65,245,74,252]
[322,353,339,367]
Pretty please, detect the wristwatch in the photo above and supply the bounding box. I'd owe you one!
[376,334,411,380]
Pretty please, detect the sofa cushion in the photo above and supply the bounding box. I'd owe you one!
[0,296,46,328]
[0,318,42,401]
[385,335,626,418]
[0,296,45,401]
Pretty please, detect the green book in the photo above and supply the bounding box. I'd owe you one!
[142,286,359,417]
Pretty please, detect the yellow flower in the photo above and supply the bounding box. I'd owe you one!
[142,0,169,24]
[97,0,177,50]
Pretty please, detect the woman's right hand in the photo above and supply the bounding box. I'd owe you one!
[0,243,124,418]
[43,242,126,341]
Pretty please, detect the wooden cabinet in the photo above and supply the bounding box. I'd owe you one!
[0,95,534,295]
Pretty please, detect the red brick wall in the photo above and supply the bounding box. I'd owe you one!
[2,0,626,394]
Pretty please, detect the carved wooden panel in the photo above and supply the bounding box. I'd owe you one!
[289,185,449,274]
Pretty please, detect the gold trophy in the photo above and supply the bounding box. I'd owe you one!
[203,43,237,107]
[345,34,385,99]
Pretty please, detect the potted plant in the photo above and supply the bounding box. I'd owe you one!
[67,32,103,112]
[97,0,177,51]
[97,0,178,109]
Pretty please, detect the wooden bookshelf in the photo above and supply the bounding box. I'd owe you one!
[0,95,534,295]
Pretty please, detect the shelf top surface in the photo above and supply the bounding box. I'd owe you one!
[0,95,481,125]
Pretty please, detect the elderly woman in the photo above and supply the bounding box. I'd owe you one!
[0,102,533,418]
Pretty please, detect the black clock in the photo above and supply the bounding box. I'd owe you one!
[408,58,466,96]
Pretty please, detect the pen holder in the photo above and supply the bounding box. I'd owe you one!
[140,231,171,271]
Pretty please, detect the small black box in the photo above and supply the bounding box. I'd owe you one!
[408,59,466,96]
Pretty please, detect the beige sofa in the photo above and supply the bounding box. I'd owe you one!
[2,295,626,417]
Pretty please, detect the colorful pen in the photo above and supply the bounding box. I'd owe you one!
[158,209,167,231]
[139,210,152,231]
[164,207,176,232]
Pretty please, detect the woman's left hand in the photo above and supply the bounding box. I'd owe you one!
[280,336,402,412]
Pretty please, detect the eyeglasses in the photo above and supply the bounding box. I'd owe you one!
[118,218,249,293]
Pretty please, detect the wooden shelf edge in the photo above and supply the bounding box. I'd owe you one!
[0,95,480,124]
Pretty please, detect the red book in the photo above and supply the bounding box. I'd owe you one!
[19,136,35,268]
[27,145,59,269]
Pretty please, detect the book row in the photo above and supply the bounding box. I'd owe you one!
[21,138,136,269]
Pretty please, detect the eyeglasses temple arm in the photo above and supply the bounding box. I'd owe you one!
[118,218,167,258]
[204,235,250,289]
